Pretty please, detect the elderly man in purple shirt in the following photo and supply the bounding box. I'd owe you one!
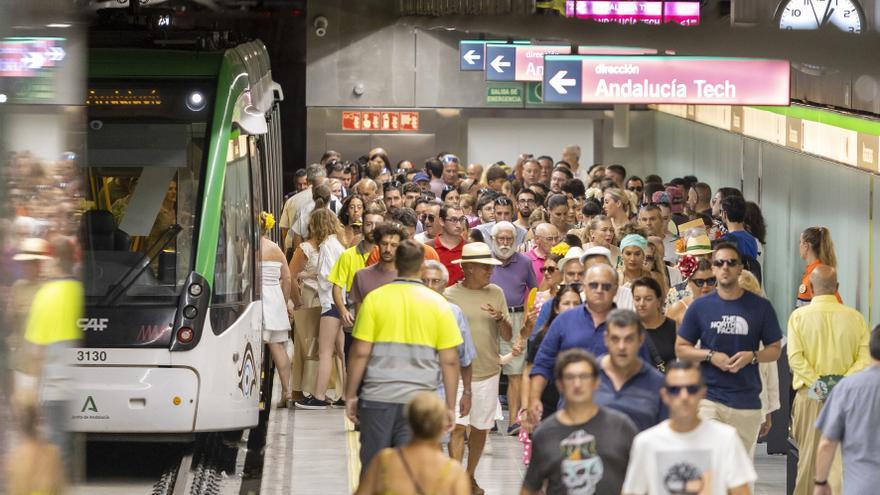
[489,221,538,435]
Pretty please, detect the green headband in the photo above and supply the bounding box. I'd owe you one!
[619,234,648,252]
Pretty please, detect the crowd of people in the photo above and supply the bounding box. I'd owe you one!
[1,150,83,494]
[263,145,880,495]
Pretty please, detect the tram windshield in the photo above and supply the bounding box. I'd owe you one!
[80,121,205,304]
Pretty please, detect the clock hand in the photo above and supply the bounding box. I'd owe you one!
[807,0,822,28]
[821,7,836,27]
[819,0,833,28]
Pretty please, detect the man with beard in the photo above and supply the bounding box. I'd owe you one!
[446,243,511,494]
[475,196,527,251]
[489,221,538,436]
[515,189,537,231]
[348,223,404,310]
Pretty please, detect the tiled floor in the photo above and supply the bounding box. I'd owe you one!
[262,401,788,494]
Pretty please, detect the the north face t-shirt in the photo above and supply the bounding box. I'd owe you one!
[678,290,782,409]
[523,408,637,495]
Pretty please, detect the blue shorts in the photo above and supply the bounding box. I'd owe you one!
[321,304,340,319]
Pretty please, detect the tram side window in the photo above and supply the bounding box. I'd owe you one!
[210,145,254,334]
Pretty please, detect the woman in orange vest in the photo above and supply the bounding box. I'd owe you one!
[797,226,841,306]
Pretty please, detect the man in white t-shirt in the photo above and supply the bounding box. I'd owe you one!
[622,360,756,495]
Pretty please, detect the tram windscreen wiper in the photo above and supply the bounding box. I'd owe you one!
[101,224,183,306]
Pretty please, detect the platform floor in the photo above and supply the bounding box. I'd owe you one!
[262,385,788,494]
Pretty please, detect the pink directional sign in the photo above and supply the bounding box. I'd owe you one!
[578,46,658,56]
[565,1,700,26]
[515,45,571,81]
[578,57,790,105]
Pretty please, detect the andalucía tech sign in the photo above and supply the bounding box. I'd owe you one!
[542,56,790,106]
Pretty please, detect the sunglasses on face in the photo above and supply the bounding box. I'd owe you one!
[541,266,557,274]
[420,213,436,223]
[713,259,740,268]
[587,282,614,292]
[664,384,703,396]
[691,276,717,287]
[628,186,643,193]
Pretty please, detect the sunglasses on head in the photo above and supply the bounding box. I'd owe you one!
[383,180,402,192]
[664,384,703,396]
[494,197,513,206]
[691,276,717,287]
[713,259,740,268]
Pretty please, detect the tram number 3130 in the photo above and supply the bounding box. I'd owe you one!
[76,350,108,362]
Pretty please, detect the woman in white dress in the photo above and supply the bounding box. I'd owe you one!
[260,212,293,408]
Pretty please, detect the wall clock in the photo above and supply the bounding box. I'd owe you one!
[776,0,865,33]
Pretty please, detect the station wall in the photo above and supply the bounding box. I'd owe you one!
[641,112,880,329]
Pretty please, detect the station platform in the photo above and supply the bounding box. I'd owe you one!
[261,380,788,494]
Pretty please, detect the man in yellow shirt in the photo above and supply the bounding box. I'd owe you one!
[22,236,83,472]
[345,239,462,480]
[787,265,870,495]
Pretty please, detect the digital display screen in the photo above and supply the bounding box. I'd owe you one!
[87,88,163,107]
[565,1,701,26]
[87,80,213,120]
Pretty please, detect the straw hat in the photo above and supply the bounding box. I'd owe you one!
[675,233,714,256]
[452,242,502,265]
[13,237,52,261]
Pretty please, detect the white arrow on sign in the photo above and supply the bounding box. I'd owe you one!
[463,49,481,65]
[490,54,511,73]
[548,70,576,94]
[21,51,45,70]
[45,46,65,62]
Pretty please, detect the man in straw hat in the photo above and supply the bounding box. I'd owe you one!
[445,242,511,495]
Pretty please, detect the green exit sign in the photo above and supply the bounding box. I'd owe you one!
[486,83,523,107]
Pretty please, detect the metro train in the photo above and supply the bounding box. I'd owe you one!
[73,38,284,441]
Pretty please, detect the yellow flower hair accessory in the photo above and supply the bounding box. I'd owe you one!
[550,242,570,257]
[260,211,276,231]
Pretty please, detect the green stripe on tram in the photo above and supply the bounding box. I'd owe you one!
[753,104,880,137]
[193,50,250,286]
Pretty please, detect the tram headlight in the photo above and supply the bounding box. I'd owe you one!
[186,91,206,112]
[188,283,203,297]
[177,327,194,344]
[183,305,198,320]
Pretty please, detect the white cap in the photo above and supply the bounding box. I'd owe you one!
[580,246,612,264]
[559,246,586,271]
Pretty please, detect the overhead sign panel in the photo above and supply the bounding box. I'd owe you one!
[565,1,700,26]
[578,45,657,56]
[486,44,572,81]
[543,56,790,105]
[485,44,516,80]
[459,40,486,71]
